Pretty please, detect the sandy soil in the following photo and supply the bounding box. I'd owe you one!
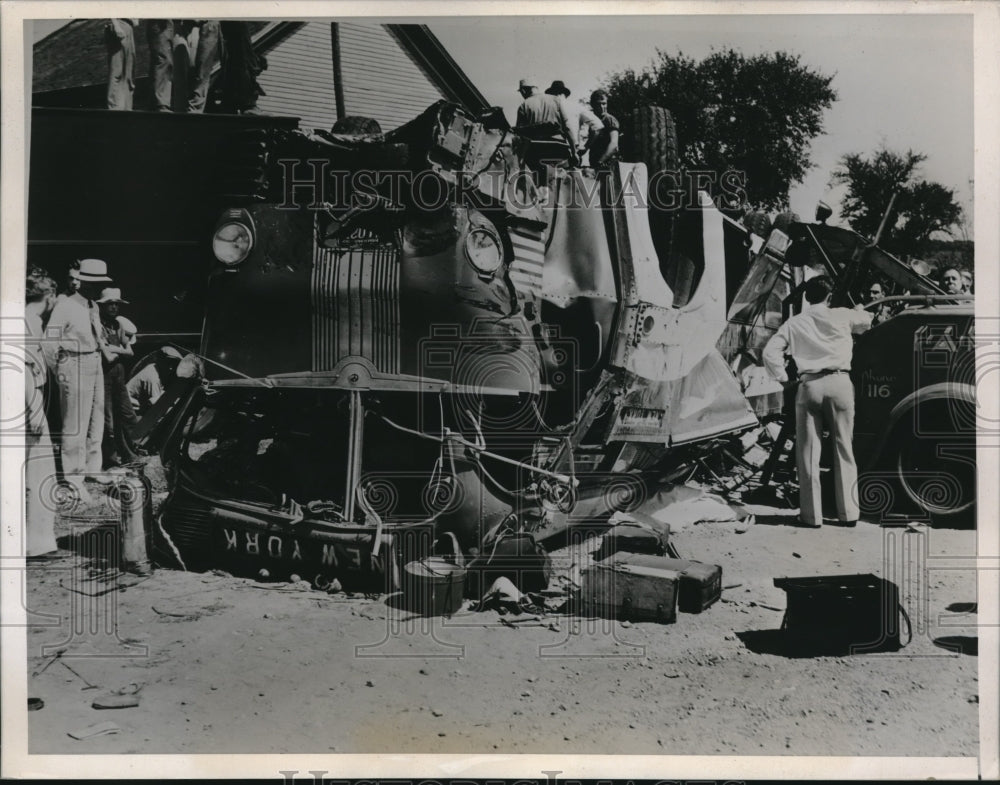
[25,464,979,759]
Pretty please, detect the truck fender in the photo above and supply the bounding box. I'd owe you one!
[864,381,976,468]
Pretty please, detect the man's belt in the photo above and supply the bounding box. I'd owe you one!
[59,348,100,357]
[799,368,849,382]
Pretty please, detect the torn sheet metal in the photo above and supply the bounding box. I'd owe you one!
[542,170,619,309]
[606,348,758,444]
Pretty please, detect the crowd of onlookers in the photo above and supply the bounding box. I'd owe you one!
[23,260,186,560]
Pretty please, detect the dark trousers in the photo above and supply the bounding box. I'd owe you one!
[103,362,140,466]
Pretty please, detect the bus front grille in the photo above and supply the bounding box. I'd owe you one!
[311,241,401,374]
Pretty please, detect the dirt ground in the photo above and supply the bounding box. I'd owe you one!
[24,460,979,760]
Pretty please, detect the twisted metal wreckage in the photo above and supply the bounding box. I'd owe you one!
[137,101,973,592]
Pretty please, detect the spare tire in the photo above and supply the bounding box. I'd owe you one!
[627,105,679,176]
[625,106,680,268]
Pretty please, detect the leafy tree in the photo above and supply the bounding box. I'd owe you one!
[831,146,964,258]
[604,49,837,210]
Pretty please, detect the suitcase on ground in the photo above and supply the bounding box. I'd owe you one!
[592,513,673,562]
[774,573,909,655]
[599,553,722,613]
[580,560,679,624]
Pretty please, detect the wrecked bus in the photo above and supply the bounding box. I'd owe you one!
[155,102,758,585]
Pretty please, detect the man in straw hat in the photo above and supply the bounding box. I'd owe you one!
[96,287,141,468]
[42,259,113,496]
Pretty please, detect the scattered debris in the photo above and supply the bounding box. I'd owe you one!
[92,693,140,710]
[68,721,121,740]
[31,647,68,677]
[59,659,99,690]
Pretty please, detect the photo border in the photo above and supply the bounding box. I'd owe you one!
[2,1,996,780]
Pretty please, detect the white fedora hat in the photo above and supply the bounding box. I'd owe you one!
[76,258,113,283]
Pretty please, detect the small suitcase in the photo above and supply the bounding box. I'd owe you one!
[592,515,673,562]
[581,560,679,624]
[774,573,909,655]
[600,553,722,613]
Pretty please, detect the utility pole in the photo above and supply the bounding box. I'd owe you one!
[330,23,346,120]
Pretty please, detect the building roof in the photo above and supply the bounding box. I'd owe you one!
[32,19,488,114]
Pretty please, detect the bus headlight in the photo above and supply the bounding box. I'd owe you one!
[464,226,503,277]
[213,221,253,266]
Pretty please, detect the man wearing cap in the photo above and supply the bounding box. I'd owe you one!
[42,259,112,491]
[97,288,141,468]
[128,346,182,417]
[515,77,578,165]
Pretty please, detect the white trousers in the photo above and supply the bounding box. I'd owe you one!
[795,373,860,525]
[56,352,104,480]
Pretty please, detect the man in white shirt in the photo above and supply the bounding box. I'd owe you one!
[43,259,113,487]
[762,275,873,527]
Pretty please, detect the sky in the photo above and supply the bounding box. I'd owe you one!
[31,12,974,234]
[429,13,974,234]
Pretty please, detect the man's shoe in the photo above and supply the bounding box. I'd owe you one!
[85,474,114,485]
[794,519,822,528]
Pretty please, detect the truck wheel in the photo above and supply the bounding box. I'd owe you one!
[629,106,679,176]
[627,106,680,269]
[894,400,976,527]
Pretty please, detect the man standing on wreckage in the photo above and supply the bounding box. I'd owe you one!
[762,275,873,528]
